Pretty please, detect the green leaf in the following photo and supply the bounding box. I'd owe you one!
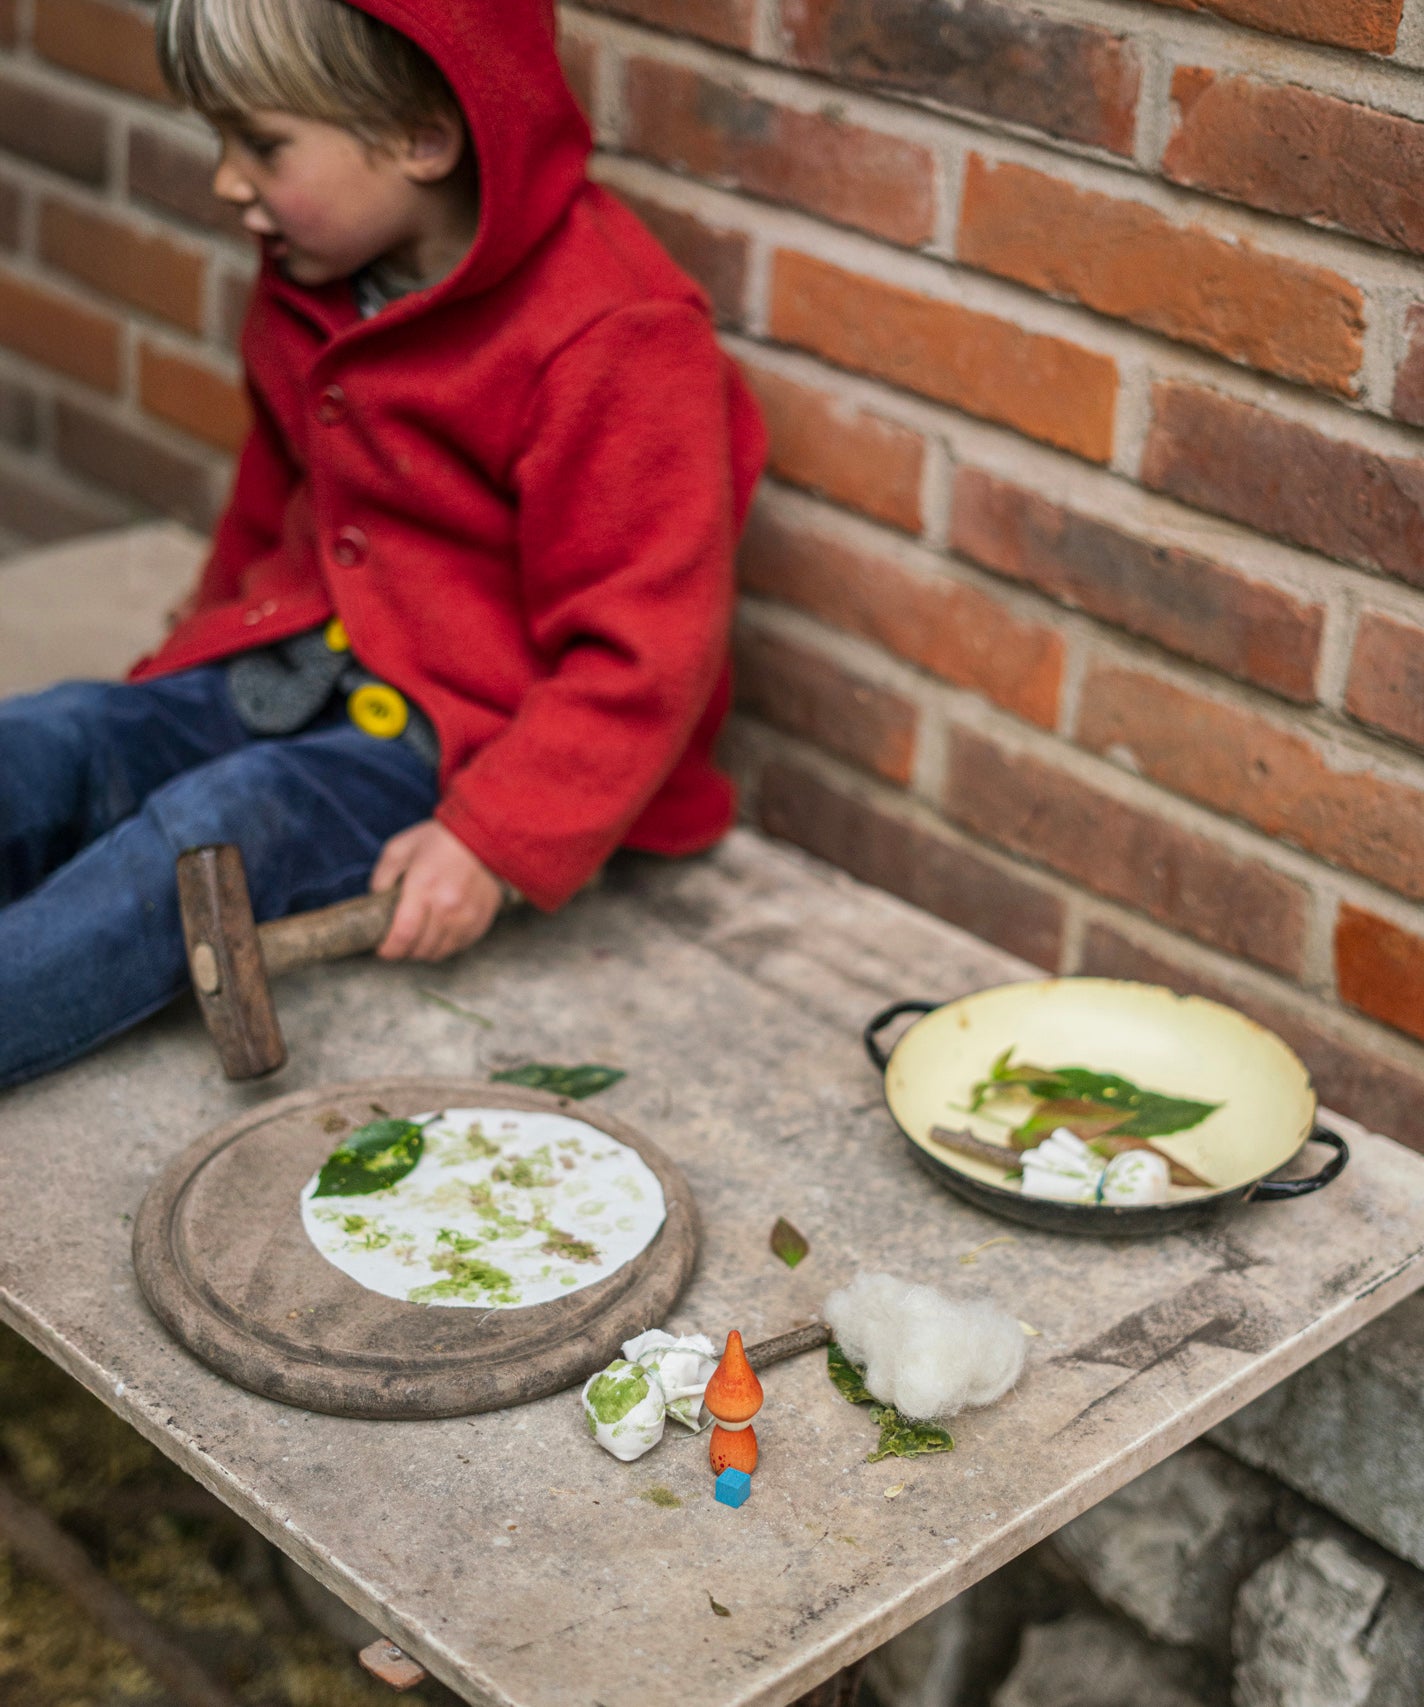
[312,1117,425,1198]
[827,1342,876,1406]
[418,989,494,1029]
[828,1344,954,1462]
[708,1594,731,1618]
[489,1063,626,1099]
[868,1410,954,1464]
[770,1216,809,1269]
[971,1052,1221,1143]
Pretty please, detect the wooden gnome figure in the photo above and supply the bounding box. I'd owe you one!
[704,1329,764,1475]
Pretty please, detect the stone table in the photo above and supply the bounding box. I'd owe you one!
[5,834,1424,1707]
[5,528,1424,1706]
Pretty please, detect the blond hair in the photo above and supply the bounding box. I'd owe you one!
[155,0,459,140]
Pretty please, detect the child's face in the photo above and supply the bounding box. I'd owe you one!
[212,111,461,287]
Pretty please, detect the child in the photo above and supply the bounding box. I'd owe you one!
[0,0,765,1089]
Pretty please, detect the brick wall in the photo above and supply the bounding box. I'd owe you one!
[5,0,1424,1142]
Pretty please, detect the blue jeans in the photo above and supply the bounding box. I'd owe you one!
[0,667,438,1089]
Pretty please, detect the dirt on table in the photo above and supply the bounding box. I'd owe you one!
[0,1324,464,1707]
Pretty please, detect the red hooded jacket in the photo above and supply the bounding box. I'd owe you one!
[130,0,766,910]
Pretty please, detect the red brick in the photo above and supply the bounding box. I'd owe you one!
[757,757,1065,968]
[54,396,223,529]
[1078,664,1424,902]
[0,0,18,48]
[771,251,1117,464]
[40,200,206,332]
[138,343,249,454]
[741,503,1064,728]
[743,364,923,534]
[0,268,121,392]
[1082,922,1424,1150]
[0,455,131,543]
[218,270,255,351]
[1142,383,1424,588]
[782,0,1138,156]
[958,155,1363,395]
[735,625,918,784]
[558,32,596,120]
[128,125,247,241]
[1141,0,1400,52]
[575,0,754,50]
[1346,611,1424,751]
[1392,305,1424,428]
[0,66,109,186]
[623,60,935,247]
[949,728,1308,976]
[0,374,39,450]
[0,175,19,253]
[1337,904,1424,1045]
[613,192,749,329]
[35,0,170,103]
[951,469,1323,702]
[1164,70,1424,258]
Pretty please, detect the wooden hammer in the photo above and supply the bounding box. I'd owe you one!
[177,844,399,1080]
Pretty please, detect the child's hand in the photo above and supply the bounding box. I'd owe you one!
[371,820,504,961]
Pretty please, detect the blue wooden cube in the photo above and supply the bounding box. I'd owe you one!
[715,1467,751,1508]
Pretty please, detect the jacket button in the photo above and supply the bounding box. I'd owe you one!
[317,384,347,425]
[333,526,368,568]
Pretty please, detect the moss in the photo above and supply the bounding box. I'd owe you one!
[638,1486,683,1510]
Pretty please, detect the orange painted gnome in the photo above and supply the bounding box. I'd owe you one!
[704,1329,764,1476]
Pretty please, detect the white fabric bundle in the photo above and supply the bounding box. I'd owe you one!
[823,1272,1026,1422]
[1020,1127,1170,1206]
[620,1329,717,1430]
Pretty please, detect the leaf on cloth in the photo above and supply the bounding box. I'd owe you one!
[489,1064,625,1099]
[312,1117,425,1198]
[827,1343,954,1464]
[770,1217,809,1269]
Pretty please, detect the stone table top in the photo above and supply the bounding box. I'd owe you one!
[5,831,1424,1707]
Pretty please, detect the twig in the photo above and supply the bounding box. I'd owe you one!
[0,1474,242,1707]
[928,1126,1020,1168]
[745,1321,831,1371]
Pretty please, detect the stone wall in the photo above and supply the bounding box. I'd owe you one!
[5,0,1424,1141]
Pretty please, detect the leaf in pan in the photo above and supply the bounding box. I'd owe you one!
[312,1117,425,1198]
[972,1055,1221,1141]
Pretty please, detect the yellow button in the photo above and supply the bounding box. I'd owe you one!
[325,617,350,653]
[348,684,408,739]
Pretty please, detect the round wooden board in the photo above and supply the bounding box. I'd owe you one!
[132,1079,700,1419]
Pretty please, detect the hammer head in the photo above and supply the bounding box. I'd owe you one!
[176,844,287,1080]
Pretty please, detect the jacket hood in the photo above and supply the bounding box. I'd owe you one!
[334,0,591,299]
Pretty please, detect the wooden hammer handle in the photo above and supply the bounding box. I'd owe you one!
[258,886,400,980]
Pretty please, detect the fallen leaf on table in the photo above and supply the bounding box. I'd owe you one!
[419,989,494,1029]
[489,1064,625,1099]
[883,1482,907,1500]
[958,1235,1018,1266]
[708,1594,731,1618]
[1018,1320,1042,1338]
[770,1216,809,1269]
[827,1343,954,1464]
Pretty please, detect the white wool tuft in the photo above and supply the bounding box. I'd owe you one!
[822,1273,1026,1422]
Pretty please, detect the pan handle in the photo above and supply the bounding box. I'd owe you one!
[864,1001,939,1074]
[1249,1124,1349,1202]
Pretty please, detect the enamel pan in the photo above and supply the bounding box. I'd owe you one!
[864,979,1347,1237]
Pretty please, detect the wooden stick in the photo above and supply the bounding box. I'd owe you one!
[745,1321,831,1370]
[0,1474,242,1707]
[928,1126,1020,1168]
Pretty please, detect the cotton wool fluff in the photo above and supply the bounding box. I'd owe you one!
[823,1273,1027,1422]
